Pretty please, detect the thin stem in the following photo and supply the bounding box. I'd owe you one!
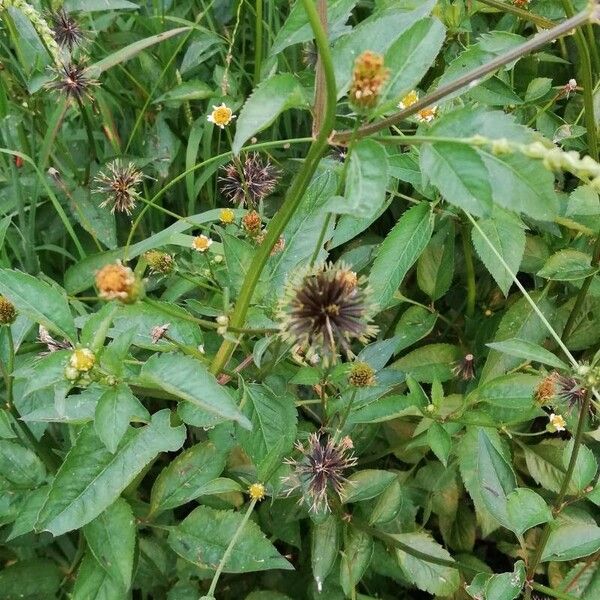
[531,583,580,600]
[205,499,257,598]
[253,0,263,85]
[461,222,476,318]
[525,389,592,596]
[209,0,338,375]
[331,7,594,144]
[476,0,555,28]
[311,0,328,137]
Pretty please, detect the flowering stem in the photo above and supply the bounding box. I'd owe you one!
[205,499,257,598]
[209,0,337,375]
[253,0,263,85]
[331,7,594,144]
[524,388,592,598]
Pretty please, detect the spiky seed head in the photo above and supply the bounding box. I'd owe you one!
[144,250,174,274]
[534,371,587,410]
[49,9,84,51]
[95,261,140,303]
[219,153,279,206]
[94,160,144,215]
[452,353,476,381]
[0,296,16,324]
[349,51,389,110]
[242,210,262,235]
[278,262,377,364]
[348,362,376,387]
[48,61,97,101]
[282,432,357,513]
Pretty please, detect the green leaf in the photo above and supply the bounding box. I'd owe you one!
[70,187,117,250]
[88,27,190,76]
[417,220,455,301]
[329,139,388,219]
[72,551,123,599]
[486,338,568,369]
[474,428,517,530]
[427,422,452,467]
[311,515,340,587]
[223,233,254,296]
[154,80,214,103]
[542,515,600,562]
[140,354,250,429]
[83,498,135,591]
[395,532,460,596]
[471,211,526,296]
[94,384,149,453]
[342,470,396,503]
[392,343,461,383]
[340,529,373,596]
[0,559,61,599]
[168,505,293,573]
[237,383,297,467]
[0,269,75,342]
[394,305,437,353]
[484,560,526,600]
[538,249,598,281]
[150,441,227,515]
[332,2,436,96]
[506,489,552,537]
[64,0,138,9]
[232,74,309,154]
[36,410,185,536]
[0,440,46,489]
[269,0,358,55]
[563,439,597,492]
[481,294,555,382]
[381,17,445,104]
[370,203,434,310]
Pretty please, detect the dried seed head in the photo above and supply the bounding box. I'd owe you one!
[49,8,84,51]
[94,160,144,215]
[534,371,586,410]
[349,51,389,110]
[0,296,16,324]
[513,0,530,7]
[348,362,376,387]
[452,353,476,381]
[242,210,262,235]
[219,153,279,206]
[282,432,357,513]
[144,250,174,274]
[48,61,97,101]
[95,261,140,303]
[278,262,377,364]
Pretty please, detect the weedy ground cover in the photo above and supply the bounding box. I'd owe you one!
[0,0,600,599]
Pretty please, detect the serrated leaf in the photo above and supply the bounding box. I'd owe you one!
[471,212,526,296]
[392,343,461,383]
[342,470,396,503]
[538,249,597,281]
[506,489,552,537]
[329,139,388,219]
[168,505,293,573]
[94,384,149,453]
[150,441,227,515]
[542,517,600,562]
[370,203,434,310]
[0,269,76,342]
[340,529,373,596]
[486,338,568,369]
[83,498,135,591]
[232,74,309,154]
[427,422,451,467]
[484,560,526,600]
[311,515,340,586]
[72,551,123,599]
[140,354,250,429]
[563,439,597,492]
[0,559,61,599]
[394,305,437,353]
[395,532,460,595]
[36,410,185,536]
[0,440,46,489]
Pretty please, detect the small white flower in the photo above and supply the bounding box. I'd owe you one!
[549,413,566,432]
[207,103,236,129]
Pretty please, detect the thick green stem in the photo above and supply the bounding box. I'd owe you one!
[524,389,592,596]
[209,0,337,375]
[332,7,594,144]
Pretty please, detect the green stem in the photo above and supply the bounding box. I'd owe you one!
[531,582,581,600]
[461,222,476,318]
[524,389,592,596]
[205,499,257,598]
[332,7,594,143]
[253,0,263,85]
[209,0,337,375]
[476,0,555,28]
[559,0,600,342]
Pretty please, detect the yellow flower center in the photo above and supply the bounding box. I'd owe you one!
[399,90,419,109]
[219,208,235,224]
[417,107,438,122]
[248,482,266,501]
[70,348,95,372]
[212,106,233,126]
[192,235,212,252]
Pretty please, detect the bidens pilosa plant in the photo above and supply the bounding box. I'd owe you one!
[1,1,600,599]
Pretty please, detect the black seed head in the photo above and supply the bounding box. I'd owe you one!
[93,160,144,215]
[48,62,97,101]
[50,9,85,51]
[219,153,279,206]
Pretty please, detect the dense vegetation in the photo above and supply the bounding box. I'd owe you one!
[0,0,600,598]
